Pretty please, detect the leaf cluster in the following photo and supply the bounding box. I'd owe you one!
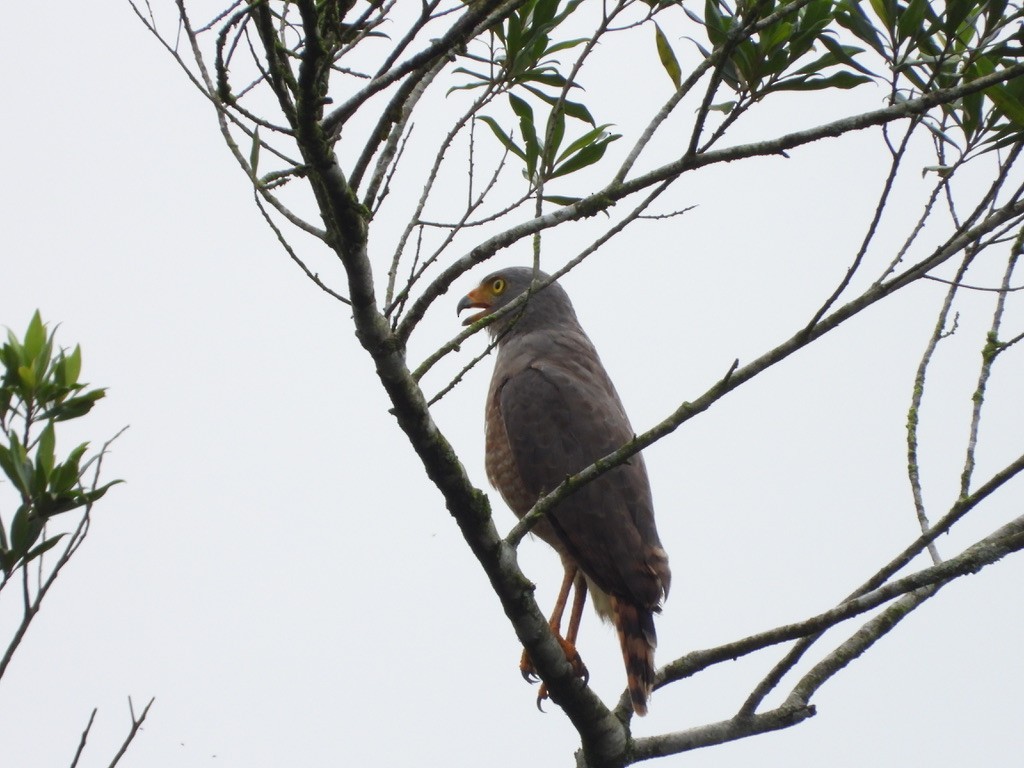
[841,0,1024,149]
[0,312,118,578]
[678,0,874,108]
[455,0,620,193]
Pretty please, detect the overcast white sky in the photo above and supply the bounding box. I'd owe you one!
[2,2,1022,767]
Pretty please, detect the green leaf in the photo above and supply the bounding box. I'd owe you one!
[51,442,89,493]
[509,94,540,180]
[45,388,106,422]
[82,479,125,505]
[760,21,793,56]
[542,195,582,206]
[818,35,876,78]
[768,71,874,93]
[17,365,36,391]
[896,0,931,42]
[55,344,82,388]
[937,0,970,35]
[654,24,681,89]
[519,71,569,89]
[551,134,619,179]
[683,5,705,27]
[250,126,261,174]
[2,432,34,496]
[477,117,528,160]
[23,533,67,564]
[704,0,730,47]
[974,55,1024,128]
[10,504,43,555]
[987,83,1024,128]
[868,0,894,30]
[835,1,887,57]
[555,123,616,164]
[23,311,46,362]
[544,37,589,55]
[0,444,19,493]
[36,422,56,482]
[520,86,595,125]
[36,491,84,517]
[543,107,566,173]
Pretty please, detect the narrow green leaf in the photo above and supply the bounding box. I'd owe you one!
[683,6,705,27]
[518,71,569,89]
[817,35,876,78]
[542,195,582,206]
[451,66,493,81]
[986,83,1024,128]
[24,533,67,564]
[37,422,56,480]
[0,444,18,491]
[10,505,43,555]
[868,0,893,29]
[654,24,682,89]
[5,433,34,497]
[249,126,261,174]
[974,55,1024,128]
[23,311,46,362]
[52,441,89,493]
[768,70,874,92]
[521,86,595,124]
[896,0,931,42]
[37,491,85,517]
[544,38,589,55]
[47,389,106,421]
[5,329,23,360]
[555,123,616,164]
[477,117,527,160]
[704,0,729,47]
[835,2,887,57]
[55,344,82,388]
[942,0,972,37]
[83,479,125,505]
[17,365,36,390]
[760,21,793,55]
[543,108,566,173]
[509,94,540,180]
[551,134,619,178]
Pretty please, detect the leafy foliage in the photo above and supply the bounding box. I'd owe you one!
[0,312,119,579]
[455,0,618,189]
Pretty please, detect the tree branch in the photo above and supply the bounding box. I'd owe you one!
[395,60,1024,345]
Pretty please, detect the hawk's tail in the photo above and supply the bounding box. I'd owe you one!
[610,596,657,716]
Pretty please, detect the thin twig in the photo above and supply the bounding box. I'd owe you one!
[107,697,156,768]
[68,708,98,768]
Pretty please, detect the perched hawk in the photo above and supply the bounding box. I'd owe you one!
[457,267,671,716]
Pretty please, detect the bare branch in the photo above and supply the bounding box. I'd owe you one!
[68,708,98,768]
[107,697,156,768]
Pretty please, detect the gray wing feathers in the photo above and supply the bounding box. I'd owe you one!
[497,360,666,609]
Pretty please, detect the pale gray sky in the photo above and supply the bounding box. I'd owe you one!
[1,3,1022,767]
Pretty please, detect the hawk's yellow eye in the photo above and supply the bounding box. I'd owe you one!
[492,278,506,294]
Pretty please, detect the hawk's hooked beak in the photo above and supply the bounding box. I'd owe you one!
[457,286,493,326]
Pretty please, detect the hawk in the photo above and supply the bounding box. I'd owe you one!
[457,267,671,716]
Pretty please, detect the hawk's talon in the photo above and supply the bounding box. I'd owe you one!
[519,635,589,706]
[519,648,539,682]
